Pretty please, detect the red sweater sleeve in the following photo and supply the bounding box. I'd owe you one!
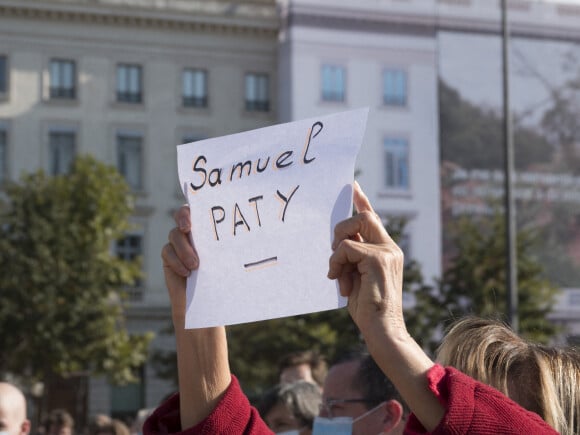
[143,375,273,435]
[404,365,558,435]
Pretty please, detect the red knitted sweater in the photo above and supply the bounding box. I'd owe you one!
[143,365,558,435]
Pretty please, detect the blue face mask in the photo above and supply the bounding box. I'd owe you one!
[312,416,352,435]
[312,401,386,435]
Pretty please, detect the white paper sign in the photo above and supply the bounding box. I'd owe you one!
[177,108,369,328]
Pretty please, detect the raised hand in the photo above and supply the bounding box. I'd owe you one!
[328,182,405,336]
[161,205,199,323]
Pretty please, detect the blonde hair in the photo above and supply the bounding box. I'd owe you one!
[534,346,580,435]
[436,317,580,435]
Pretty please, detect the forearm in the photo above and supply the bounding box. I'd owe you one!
[174,316,231,430]
[363,320,445,431]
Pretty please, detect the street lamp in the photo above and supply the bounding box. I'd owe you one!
[501,0,518,332]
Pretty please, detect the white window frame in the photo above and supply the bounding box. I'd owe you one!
[383,137,410,191]
[182,68,208,108]
[382,68,407,107]
[117,131,144,190]
[244,73,270,112]
[48,128,76,176]
[321,64,346,102]
[116,63,143,104]
[115,230,145,301]
[49,58,77,100]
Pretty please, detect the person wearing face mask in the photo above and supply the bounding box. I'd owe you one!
[0,382,30,435]
[259,381,321,435]
[314,352,406,435]
[144,182,559,435]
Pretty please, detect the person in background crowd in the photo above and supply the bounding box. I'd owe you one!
[437,316,580,435]
[0,382,30,435]
[44,409,74,435]
[316,352,407,434]
[278,351,327,391]
[129,409,152,435]
[91,419,130,435]
[258,381,321,434]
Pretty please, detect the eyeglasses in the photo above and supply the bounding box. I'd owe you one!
[319,398,376,418]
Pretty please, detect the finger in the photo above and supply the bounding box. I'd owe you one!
[332,211,390,250]
[336,263,357,298]
[174,205,191,233]
[168,227,199,270]
[353,181,374,214]
[328,239,366,280]
[161,243,191,277]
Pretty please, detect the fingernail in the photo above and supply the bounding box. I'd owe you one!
[179,217,189,231]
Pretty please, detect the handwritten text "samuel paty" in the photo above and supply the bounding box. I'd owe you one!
[188,121,323,241]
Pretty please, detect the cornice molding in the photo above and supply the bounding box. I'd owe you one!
[0,1,279,38]
[287,4,580,43]
[290,11,437,38]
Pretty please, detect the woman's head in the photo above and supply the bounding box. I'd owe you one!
[259,381,322,434]
[436,316,580,435]
[436,317,535,406]
[533,345,580,435]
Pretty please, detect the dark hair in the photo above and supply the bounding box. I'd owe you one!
[45,409,74,429]
[334,350,408,412]
[258,381,322,429]
[278,350,328,388]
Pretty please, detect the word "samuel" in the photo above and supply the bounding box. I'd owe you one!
[189,121,323,193]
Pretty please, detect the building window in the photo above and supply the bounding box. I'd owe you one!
[384,137,409,190]
[0,55,7,96]
[570,292,580,306]
[245,73,269,112]
[116,234,142,262]
[50,59,76,99]
[49,130,76,175]
[182,69,208,108]
[116,234,143,299]
[383,69,407,106]
[117,133,143,190]
[0,128,6,182]
[321,65,345,102]
[117,64,143,103]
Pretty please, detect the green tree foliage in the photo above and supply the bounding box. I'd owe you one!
[406,212,560,353]
[439,79,553,170]
[0,156,152,386]
[541,85,580,174]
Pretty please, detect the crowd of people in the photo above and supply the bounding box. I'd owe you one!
[0,387,151,435]
[2,182,580,435]
[145,181,579,434]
